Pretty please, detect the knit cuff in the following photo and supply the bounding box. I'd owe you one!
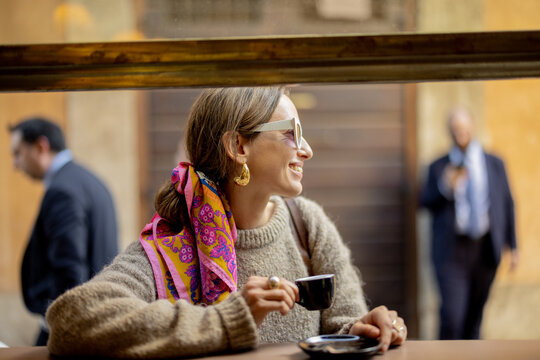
[215,292,258,351]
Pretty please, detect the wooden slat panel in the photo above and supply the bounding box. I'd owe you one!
[294,85,402,112]
[349,242,405,265]
[327,205,403,225]
[306,188,402,208]
[359,265,406,282]
[339,224,402,241]
[307,126,403,149]
[363,279,405,305]
[303,112,402,127]
[149,90,202,115]
[150,154,184,171]
[303,165,403,188]
[308,149,402,165]
[150,115,190,130]
[339,225,403,244]
[149,131,183,154]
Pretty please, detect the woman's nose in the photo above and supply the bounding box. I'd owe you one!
[298,137,313,160]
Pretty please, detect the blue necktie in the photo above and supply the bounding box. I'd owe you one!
[465,162,482,240]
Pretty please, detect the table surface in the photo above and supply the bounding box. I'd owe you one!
[1,340,540,360]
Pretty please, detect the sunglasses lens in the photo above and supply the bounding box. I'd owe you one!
[295,122,302,148]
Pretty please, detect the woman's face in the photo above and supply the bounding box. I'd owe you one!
[246,94,313,197]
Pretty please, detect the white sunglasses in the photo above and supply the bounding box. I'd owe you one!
[252,117,303,149]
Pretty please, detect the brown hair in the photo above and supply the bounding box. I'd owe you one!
[154,87,285,228]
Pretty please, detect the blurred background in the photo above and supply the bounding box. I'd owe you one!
[1,0,539,345]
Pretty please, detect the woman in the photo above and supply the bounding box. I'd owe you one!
[46,87,407,358]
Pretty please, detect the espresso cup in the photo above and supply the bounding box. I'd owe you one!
[295,274,335,310]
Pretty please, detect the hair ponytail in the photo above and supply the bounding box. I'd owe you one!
[154,181,189,231]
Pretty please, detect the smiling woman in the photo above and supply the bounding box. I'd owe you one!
[2,0,540,349]
[44,87,406,358]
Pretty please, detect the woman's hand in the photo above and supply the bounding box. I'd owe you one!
[241,276,299,327]
[348,305,407,352]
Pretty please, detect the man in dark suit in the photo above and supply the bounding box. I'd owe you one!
[9,117,119,346]
[420,108,518,340]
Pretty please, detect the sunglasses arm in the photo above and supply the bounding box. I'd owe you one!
[253,118,295,132]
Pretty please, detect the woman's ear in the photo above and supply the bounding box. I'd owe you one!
[222,131,249,165]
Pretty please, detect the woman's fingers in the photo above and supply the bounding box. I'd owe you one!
[241,276,299,327]
[349,306,407,352]
[259,276,299,303]
[251,292,292,315]
[390,316,407,346]
[278,278,300,303]
[358,306,394,352]
[373,307,394,352]
[348,322,381,339]
[264,289,295,311]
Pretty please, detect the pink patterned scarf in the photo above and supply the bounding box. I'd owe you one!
[140,162,237,304]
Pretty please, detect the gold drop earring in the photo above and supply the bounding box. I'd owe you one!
[233,162,250,186]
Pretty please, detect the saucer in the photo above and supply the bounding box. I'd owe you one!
[298,335,382,358]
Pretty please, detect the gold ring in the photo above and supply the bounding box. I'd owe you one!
[268,276,280,289]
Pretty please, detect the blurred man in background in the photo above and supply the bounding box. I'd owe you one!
[9,117,119,345]
[420,108,518,339]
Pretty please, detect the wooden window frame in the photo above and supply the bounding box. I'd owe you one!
[1,31,539,91]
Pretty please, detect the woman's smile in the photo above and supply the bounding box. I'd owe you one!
[289,163,304,176]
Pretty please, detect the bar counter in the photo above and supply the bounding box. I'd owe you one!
[1,340,539,360]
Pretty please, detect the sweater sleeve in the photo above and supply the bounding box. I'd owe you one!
[294,197,369,335]
[46,241,258,359]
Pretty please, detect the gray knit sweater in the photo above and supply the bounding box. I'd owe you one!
[46,196,368,358]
